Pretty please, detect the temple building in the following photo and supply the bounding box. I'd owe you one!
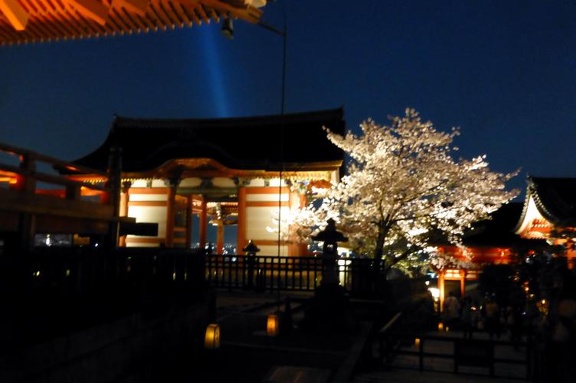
[433,202,547,304]
[514,176,576,266]
[435,176,576,304]
[61,107,346,256]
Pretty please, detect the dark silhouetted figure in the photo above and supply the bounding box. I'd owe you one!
[484,296,501,340]
[461,296,475,339]
[443,291,461,330]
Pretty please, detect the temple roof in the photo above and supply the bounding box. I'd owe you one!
[523,176,576,227]
[463,202,527,247]
[67,107,346,176]
[0,0,265,46]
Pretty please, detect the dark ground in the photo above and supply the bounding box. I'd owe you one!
[139,289,379,383]
[135,289,534,383]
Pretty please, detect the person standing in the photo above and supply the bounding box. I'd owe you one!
[443,291,461,330]
[548,282,576,383]
[484,295,501,339]
[505,304,523,348]
[460,296,475,339]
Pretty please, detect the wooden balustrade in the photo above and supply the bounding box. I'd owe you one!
[0,141,111,202]
[0,141,117,250]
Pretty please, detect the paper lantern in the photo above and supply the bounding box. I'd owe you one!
[204,323,220,349]
[267,314,279,337]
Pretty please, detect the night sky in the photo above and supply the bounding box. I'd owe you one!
[1,0,576,202]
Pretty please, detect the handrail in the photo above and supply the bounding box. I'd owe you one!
[0,141,108,177]
[375,311,404,364]
[379,312,402,333]
[375,329,533,380]
[0,141,118,249]
[0,141,111,201]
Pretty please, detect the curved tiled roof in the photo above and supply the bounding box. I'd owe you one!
[0,0,265,46]
[430,202,547,251]
[462,202,526,247]
[68,107,346,174]
[526,176,576,227]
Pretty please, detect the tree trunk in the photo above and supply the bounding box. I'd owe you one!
[373,224,387,261]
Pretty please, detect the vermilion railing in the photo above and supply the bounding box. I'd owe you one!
[0,141,111,203]
[0,141,118,249]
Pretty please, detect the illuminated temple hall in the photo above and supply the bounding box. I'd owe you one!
[60,107,346,256]
[434,202,543,304]
[436,177,576,304]
[514,176,576,261]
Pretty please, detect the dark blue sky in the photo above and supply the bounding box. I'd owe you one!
[1,0,576,201]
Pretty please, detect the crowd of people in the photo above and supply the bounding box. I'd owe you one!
[432,266,576,383]
[441,290,542,343]
[440,284,576,382]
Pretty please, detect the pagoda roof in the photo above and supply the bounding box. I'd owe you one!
[0,0,265,46]
[428,202,542,250]
[521,176,576,227]
[463,202,528,247]
[67,107,346,175]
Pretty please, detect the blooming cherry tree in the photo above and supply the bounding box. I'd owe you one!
[292,108,520,273]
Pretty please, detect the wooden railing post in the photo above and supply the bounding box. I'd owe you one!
[14,152,36,193]
[105,145,122,250]
[16,153,37,252]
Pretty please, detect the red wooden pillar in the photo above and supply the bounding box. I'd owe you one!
[438,270,446,314]
[216,220,224,255]
[199,198,208,250]
[185,195,193,249]
[165,185,176,247]
[460,270,466,297]
[237,187,247,254]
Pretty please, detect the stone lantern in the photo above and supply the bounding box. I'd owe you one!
[301,218,354,331]
[311,218,348,286]
[242,239,260,256]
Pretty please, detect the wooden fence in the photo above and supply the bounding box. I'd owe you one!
[0,247,426,347]
[204,254,391,297]
[372,307,538,381]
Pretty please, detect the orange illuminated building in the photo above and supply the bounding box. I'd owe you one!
[435,202,547,307]
[436,176,576,305]
[59,108,346,256]
[514,176,576,266]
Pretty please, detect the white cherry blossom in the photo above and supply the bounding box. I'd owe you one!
[291,108,520,274]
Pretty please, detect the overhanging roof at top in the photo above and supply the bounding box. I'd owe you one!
[66,107,347,177]
[522,176,576,227]
[462,202,526,247]
[0,0,265,46]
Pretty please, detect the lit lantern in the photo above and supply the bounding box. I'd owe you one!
[204,323,220,349]
[267,314,279,337]
[414,338,421,348]
[438,322,444,331]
